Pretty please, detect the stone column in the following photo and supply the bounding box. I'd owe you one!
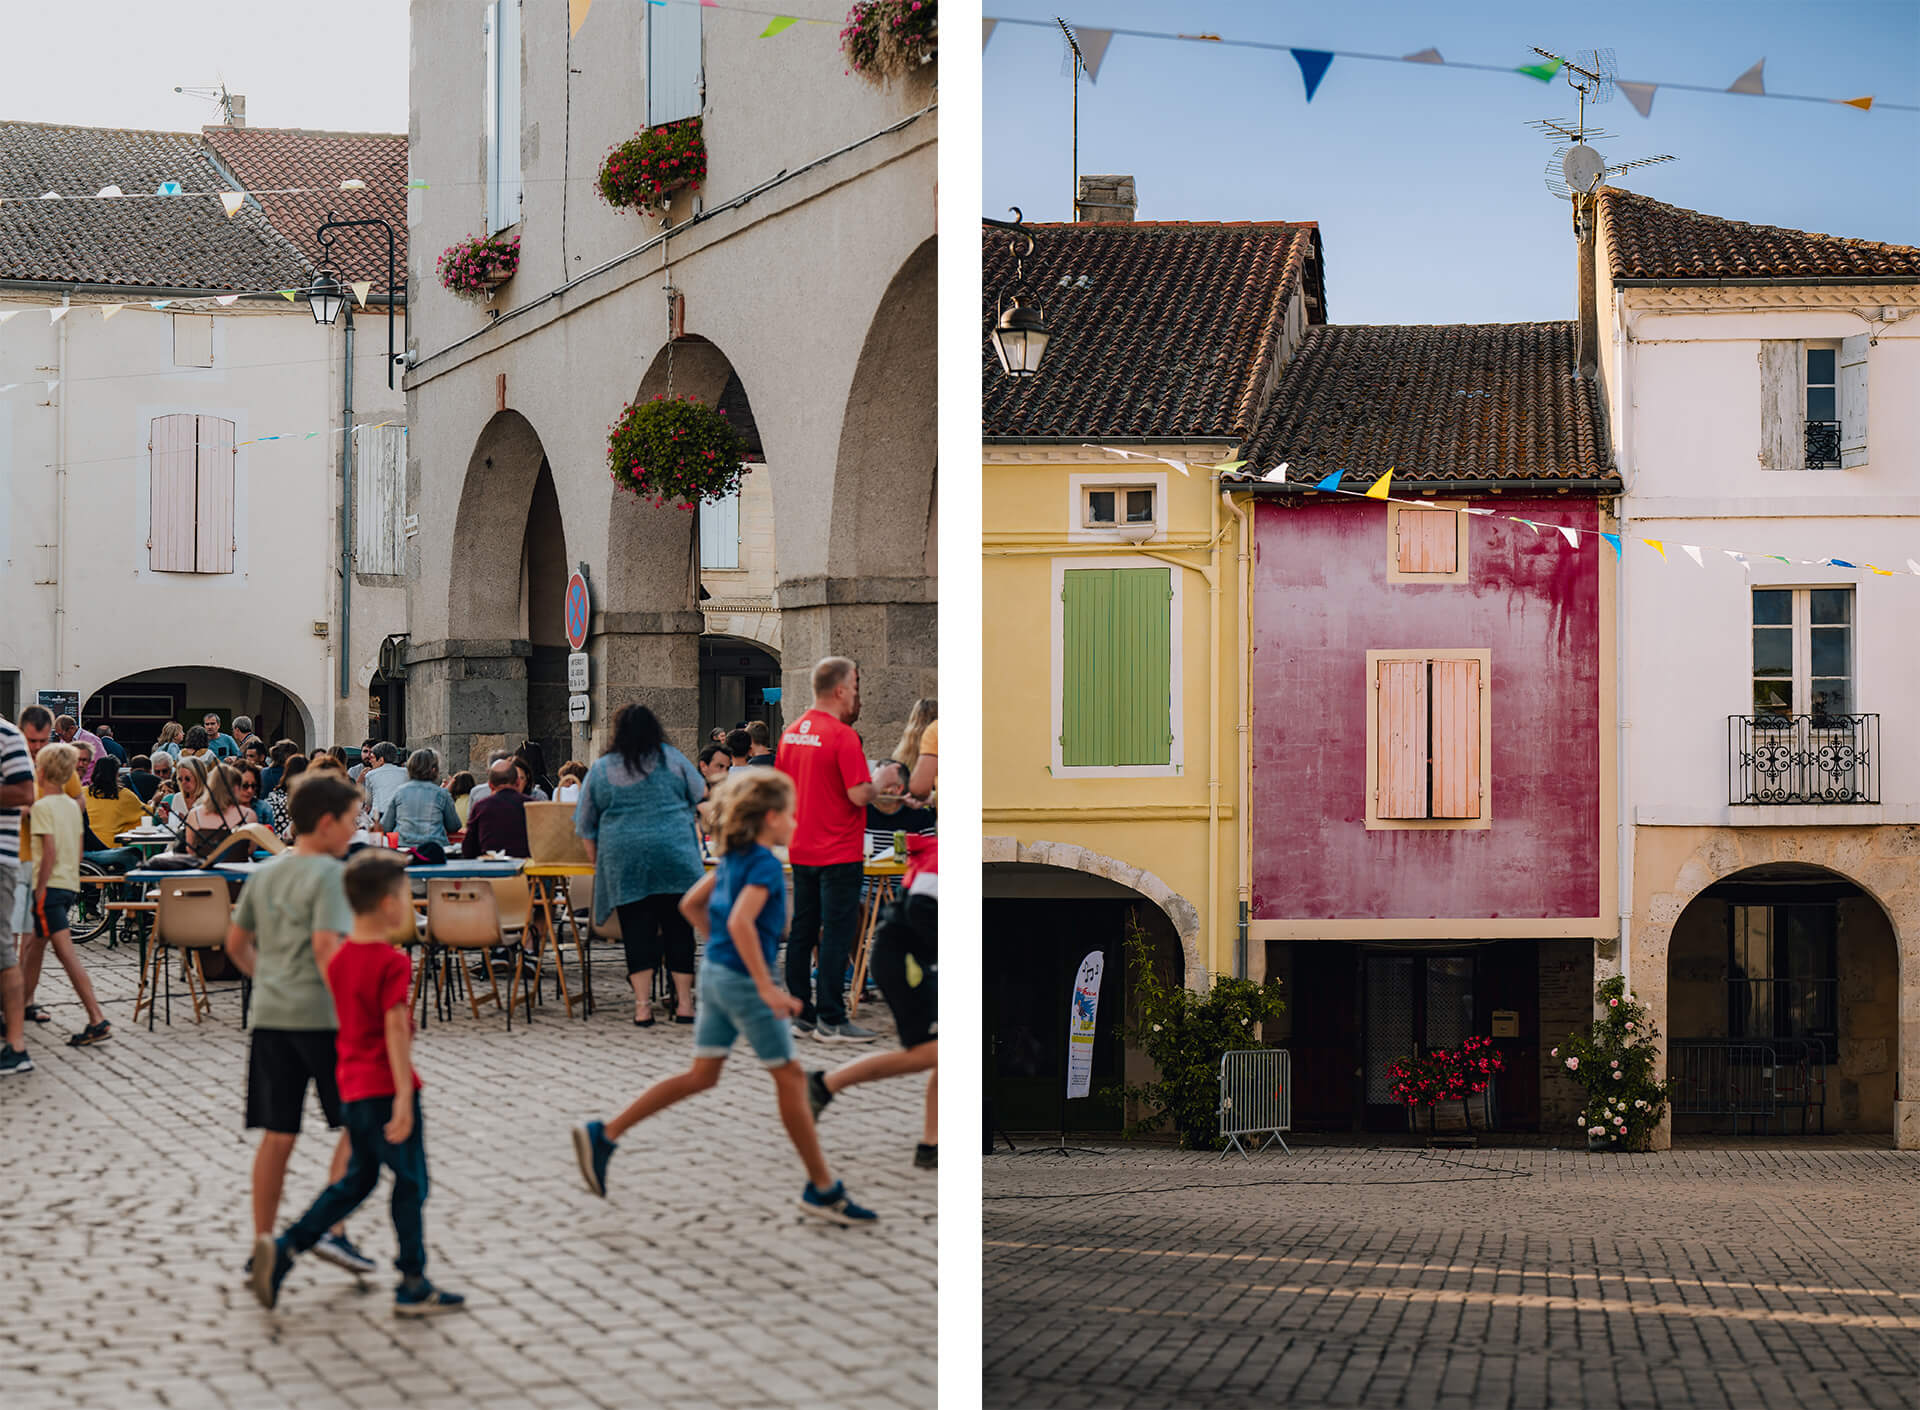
[583,611,706,762]
[776,576,936,752]
[405,638,532,777]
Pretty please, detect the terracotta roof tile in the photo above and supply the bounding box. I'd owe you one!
[983,220,1324,440]
[201,126,408,296]
[1600,187,1920,282]
[0,120,310,291]
[1243,322,1614,485]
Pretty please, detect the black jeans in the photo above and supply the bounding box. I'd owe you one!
[616,894,695,975]
[284,1094,429,1278]
[784,861,863,1027]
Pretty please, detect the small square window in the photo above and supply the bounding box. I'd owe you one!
[1125,488,1154,524]
[1081,484,1154,530]
[1086,490,1116,526]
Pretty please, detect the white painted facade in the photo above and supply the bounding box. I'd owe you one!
[0,296,406,748]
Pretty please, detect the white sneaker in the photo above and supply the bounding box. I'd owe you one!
[814,1020,878,1043]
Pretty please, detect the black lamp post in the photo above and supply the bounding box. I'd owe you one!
[308,212,401,387]
[985,208,1051,378]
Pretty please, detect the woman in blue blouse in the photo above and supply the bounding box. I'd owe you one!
[575,705,708,1026]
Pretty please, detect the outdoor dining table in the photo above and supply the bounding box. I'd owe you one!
[114,829,180,860]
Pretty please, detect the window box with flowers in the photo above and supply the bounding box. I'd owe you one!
[597,119,707,218]
[607,393,748,511]
[437,232,520,300]
[1388,1037,1505,1137]
[840,0,936,86]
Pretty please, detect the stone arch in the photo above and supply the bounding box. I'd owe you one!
[983,835,1206,990]
[81,664,319,753]
[1636,827,1919,1146]
[446,410,560,641]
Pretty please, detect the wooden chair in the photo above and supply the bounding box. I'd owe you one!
[423,880,517,1028]
[139,882,233,1028]
[203,824,287,866]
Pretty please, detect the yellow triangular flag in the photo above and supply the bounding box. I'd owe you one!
[280,289,298,302]
[1641,538,1668,560]
[569,0,592,36]
[1364,468,1393,500]
[100,303,124,321]
[350,280,372,308]
[1842,95,1873,111]
[220,191,247,218]
[761,15,799,37]
[1868,564,1893,576]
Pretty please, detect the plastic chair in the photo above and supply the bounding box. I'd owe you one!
[140,882,234,1027]
[423,879,519,1028]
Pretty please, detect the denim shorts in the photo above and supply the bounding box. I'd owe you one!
[692,958,797,1068]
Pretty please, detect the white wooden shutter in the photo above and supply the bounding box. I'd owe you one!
[1758,340,1803,471]
[148,414,198,572]
[1838,334,1869,469]
[1376,658,1428,820]
[485,2,522,233]
[194,416,236,574]
[353,424,407,575]
[648,0,704,125]
[172,314,213,367]
[700,489,740,568]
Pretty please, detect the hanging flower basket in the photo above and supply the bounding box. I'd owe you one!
[436,232,519,299]
[597,119,707,216]
[607,394,747,510]
[840,0,937,85]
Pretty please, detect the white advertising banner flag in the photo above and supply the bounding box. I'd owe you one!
[1065,950,1104,1100]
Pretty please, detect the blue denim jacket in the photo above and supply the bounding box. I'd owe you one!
[381,779,462,847]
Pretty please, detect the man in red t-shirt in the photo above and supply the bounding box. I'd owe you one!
[778,656,878,1041]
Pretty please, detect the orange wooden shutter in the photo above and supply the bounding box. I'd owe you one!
[1376,658,1428,819]
[148,413,198,572]
[1397,509,1457,574]
[195,416,237,573]
[1430,657,1482,819]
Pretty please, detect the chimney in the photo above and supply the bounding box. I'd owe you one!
[1077,174,1135,223]
[226,94,247,127]
[1574,194,1598,378]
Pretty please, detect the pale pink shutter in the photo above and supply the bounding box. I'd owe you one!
[148,413,198,572]
[1397,510,1457,574]
[195,416,237,573]
[1430,658,1482,819]
[1376,658,1428,819]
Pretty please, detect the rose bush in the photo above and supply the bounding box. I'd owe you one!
[1553,976,1670,1151]
[840,0,936,84]
[606,394,747,510]
[437,232,520,299]
[597,119,707,214]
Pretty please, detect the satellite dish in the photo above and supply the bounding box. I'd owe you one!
[1562,144,1605,193]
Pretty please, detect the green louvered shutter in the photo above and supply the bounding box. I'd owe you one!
[1062,567,1172,766]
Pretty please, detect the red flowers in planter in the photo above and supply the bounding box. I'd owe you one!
[840,0,937,84]
[606,394,747,510]
[1388,1037,1505,1109]
[597,119,707,215]
[437,232,519,299]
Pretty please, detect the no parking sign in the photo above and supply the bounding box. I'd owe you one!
[565,569,591,651]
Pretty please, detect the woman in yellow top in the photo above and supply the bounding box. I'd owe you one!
[82,760,148,870]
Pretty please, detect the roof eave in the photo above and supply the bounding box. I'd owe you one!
[1613,275,1920,288]
[983,434,1242,446]
[1231,476,1623,495]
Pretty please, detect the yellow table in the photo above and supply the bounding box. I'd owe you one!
[848,858,907,1018]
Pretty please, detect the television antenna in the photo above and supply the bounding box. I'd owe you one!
[1528,48,1674,202]
[1056,18,1085,219]
[175,82,242,126]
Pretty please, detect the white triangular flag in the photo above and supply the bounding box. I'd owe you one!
[339,179,367,191]
[1908,559,1920,576]
[0,310,19,325]
[1617,81,1656,118]
[1463,507,1495,517]
[1158,457,1191,476]
[983,17,997,50]
[0,383,15,392]
[44,380,59,394]
[350,280,372,308]
[38,191,60,200]
[1074,27,1114,82]
[96,184,124,198]
[1725,551,1751,573]
[1557,525,1581,548]
[219,191,247,218]
[100,303,124,320]
[217,294,240,306]
[1402,47,1443,64]
[1728,59,1765,95]
[1262,462,1291,482]
[48,307,69,324]
[1681,545,1705,567]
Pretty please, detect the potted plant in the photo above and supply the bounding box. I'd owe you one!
[597,119,707,217]
[840,0,937,86]
[1552,976,1671,1151]
[606,393,748,511]
[1387,1051,1447,1134]
[436,232,520,299]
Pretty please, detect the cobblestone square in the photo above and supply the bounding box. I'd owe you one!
[985,1142,1920,1409]
[2,942,936,1410]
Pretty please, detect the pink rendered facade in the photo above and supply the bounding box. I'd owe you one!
[1250,497,1604,920]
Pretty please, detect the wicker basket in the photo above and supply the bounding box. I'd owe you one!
[524,801,590,865]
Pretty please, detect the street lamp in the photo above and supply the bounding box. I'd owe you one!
[308,211,402,388]
[985,208,1051,378]
[307,269,349,327]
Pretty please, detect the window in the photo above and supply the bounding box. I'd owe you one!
[1760,337,1868,470]
[1365,650,1490,829]
[1083,485,1154,529]
[700,488,741,569]
[1805,343,1839,468]
[1058,565,1173,769]
[1068,472,1166,541]
[648,0,704,125]
[1387,501,1468,582]
[148,413,236,574]
[172,314,213,368]
[352,423,407,576]
[1728,903,1837,1040]
[1751,588,1852,718]
[484,0,522,234]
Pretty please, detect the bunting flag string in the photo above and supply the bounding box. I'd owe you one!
[7,421,408,472]
[0,178,416,206]
[1083,445,1920,580]
[986,16,1913,113]
[0,271,402,329]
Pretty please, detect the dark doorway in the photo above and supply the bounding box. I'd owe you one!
[699,637,782,741]
[985,898,1128,1134]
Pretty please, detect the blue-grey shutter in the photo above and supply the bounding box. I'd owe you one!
[1839,334,1868,469]
[648,1,704,125]
[699,488,740,569]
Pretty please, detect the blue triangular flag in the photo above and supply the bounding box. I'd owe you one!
[1829,558,1856,568]
[1292,49,1334,102]
[1600,533,1621,558]
[1314,470,1342,492]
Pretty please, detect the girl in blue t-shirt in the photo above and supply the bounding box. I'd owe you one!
[569,768,877,1226]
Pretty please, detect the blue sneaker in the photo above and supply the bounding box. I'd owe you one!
[312,1230,377,1275]
[394,1278,467,1317]
[249,1234,294,1310]
[799,1180,878,1226]
[571,1120,615,1198]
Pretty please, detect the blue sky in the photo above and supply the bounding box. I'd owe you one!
[983,1,1920,324]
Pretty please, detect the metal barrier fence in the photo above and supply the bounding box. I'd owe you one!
[1218,1048,1292,1160]
[1670,1038,1829,1136]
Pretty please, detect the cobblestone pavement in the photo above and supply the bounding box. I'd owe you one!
[985,1143,1920,1409]
[2,939,935,1410]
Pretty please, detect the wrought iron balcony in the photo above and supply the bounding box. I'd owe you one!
[1729,713,1878,805]
[1805,420,1842,470]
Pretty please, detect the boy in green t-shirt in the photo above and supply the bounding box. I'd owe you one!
[224,772,378,1280]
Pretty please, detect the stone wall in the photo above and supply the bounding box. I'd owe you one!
[1538,940,1596,1132]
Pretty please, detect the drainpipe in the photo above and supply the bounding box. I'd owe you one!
[54,290,70,686]
[339,310,354,702]
[1206,481,1223,987]
[1223,489,1252,980]
[1614,296,1633,999]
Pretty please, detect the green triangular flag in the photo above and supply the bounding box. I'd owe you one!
[1517,57,1562,83]
[760,15,798,37]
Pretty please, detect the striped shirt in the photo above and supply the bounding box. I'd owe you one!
[0,720,31,861]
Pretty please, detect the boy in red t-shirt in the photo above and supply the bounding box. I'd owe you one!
[777,657,878,1042]
[251,850,466,1317]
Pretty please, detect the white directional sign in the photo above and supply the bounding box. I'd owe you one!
[568,694,591,724]
[567,652,590,691]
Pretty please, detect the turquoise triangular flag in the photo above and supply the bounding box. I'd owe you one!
[1292,49,1334,102]
[1600,533,1621,558]
[1314,471,1342,492]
